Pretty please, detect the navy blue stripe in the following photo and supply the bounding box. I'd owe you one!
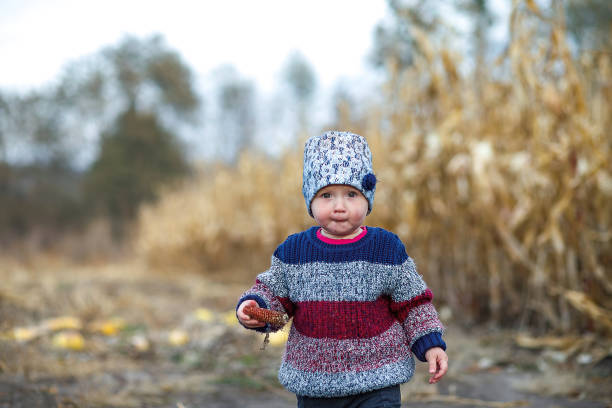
[274,227,408,265]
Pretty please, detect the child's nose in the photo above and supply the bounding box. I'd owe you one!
[333,198,347,211]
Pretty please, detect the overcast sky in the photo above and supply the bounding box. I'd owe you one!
[0,0,389,94]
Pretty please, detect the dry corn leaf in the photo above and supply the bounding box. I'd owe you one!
[515,334,581,350]
[562,290,612,331]
[43,316,83,332]
[440,50,459,84]
[411,26,434,64]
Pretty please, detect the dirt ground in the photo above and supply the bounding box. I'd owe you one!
[0,259,610,408]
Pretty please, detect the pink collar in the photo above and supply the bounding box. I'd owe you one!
[316,227,367,244]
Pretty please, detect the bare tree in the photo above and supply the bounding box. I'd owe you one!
[283,51,317,132]
[565,0,612,53]
[214,66,257,164]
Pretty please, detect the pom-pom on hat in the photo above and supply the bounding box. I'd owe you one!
[302,131,376,217]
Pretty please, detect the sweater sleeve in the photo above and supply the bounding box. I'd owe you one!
[236,251,294,333]
[387,239,446,361]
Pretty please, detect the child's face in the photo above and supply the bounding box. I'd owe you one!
[310,184,368,239]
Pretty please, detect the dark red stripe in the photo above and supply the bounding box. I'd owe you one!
[277,297,295,317]
[293,297,396,339]
[390,288,433,322]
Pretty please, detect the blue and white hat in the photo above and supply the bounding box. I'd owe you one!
[302,131,377,217]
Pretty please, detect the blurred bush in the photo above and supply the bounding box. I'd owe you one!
[135,7,611,334]
[136,152,311,275]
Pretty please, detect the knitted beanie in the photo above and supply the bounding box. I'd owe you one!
[302,131,377,217]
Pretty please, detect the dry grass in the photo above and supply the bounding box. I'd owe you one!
[0,256,289,406]
[135,5,611,334]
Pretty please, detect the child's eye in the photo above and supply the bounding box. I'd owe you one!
[347,191,357,197]
[322,192,331,198]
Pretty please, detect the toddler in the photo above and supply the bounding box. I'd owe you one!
[236,131,448,407]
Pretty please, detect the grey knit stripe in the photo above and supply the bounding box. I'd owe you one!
[255,256,289,298]
[257,258,427,303]
[279,358,415,398]
[389,257,428,302]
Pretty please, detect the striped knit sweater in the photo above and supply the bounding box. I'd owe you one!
[237,226,446,398]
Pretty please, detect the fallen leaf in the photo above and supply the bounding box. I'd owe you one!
[52,331,85,350]
[89,318,126,336]
[12,326,42,342]
[195,308,214,322]
[43,316,83,331]
[168,329,189,346]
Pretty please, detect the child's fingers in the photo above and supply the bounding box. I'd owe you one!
[428,356,448,384]
[243,319,267,328]
[439,358,448,376]
[428,366,440,384]
[428,358,437,375]
[428,366,439,384]
[236,306,251,320]
[237,300,266,327]
[238,315,266,327]
[237,300,257,318]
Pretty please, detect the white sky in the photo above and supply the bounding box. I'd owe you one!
[0,0,389,94]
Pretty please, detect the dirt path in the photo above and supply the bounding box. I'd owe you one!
[0,260,610,407]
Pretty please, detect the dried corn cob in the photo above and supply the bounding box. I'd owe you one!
[243,304,289,326]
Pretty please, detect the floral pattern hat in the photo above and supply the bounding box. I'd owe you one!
[302,131,377,217]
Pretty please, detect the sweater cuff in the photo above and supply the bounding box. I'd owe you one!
[236,294,270,333]
[411,332,446,362]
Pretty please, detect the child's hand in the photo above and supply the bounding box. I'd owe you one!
[236,300,267,328]
[425,347,448,384]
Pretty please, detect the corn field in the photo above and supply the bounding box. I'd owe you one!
[136,5,611,335]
